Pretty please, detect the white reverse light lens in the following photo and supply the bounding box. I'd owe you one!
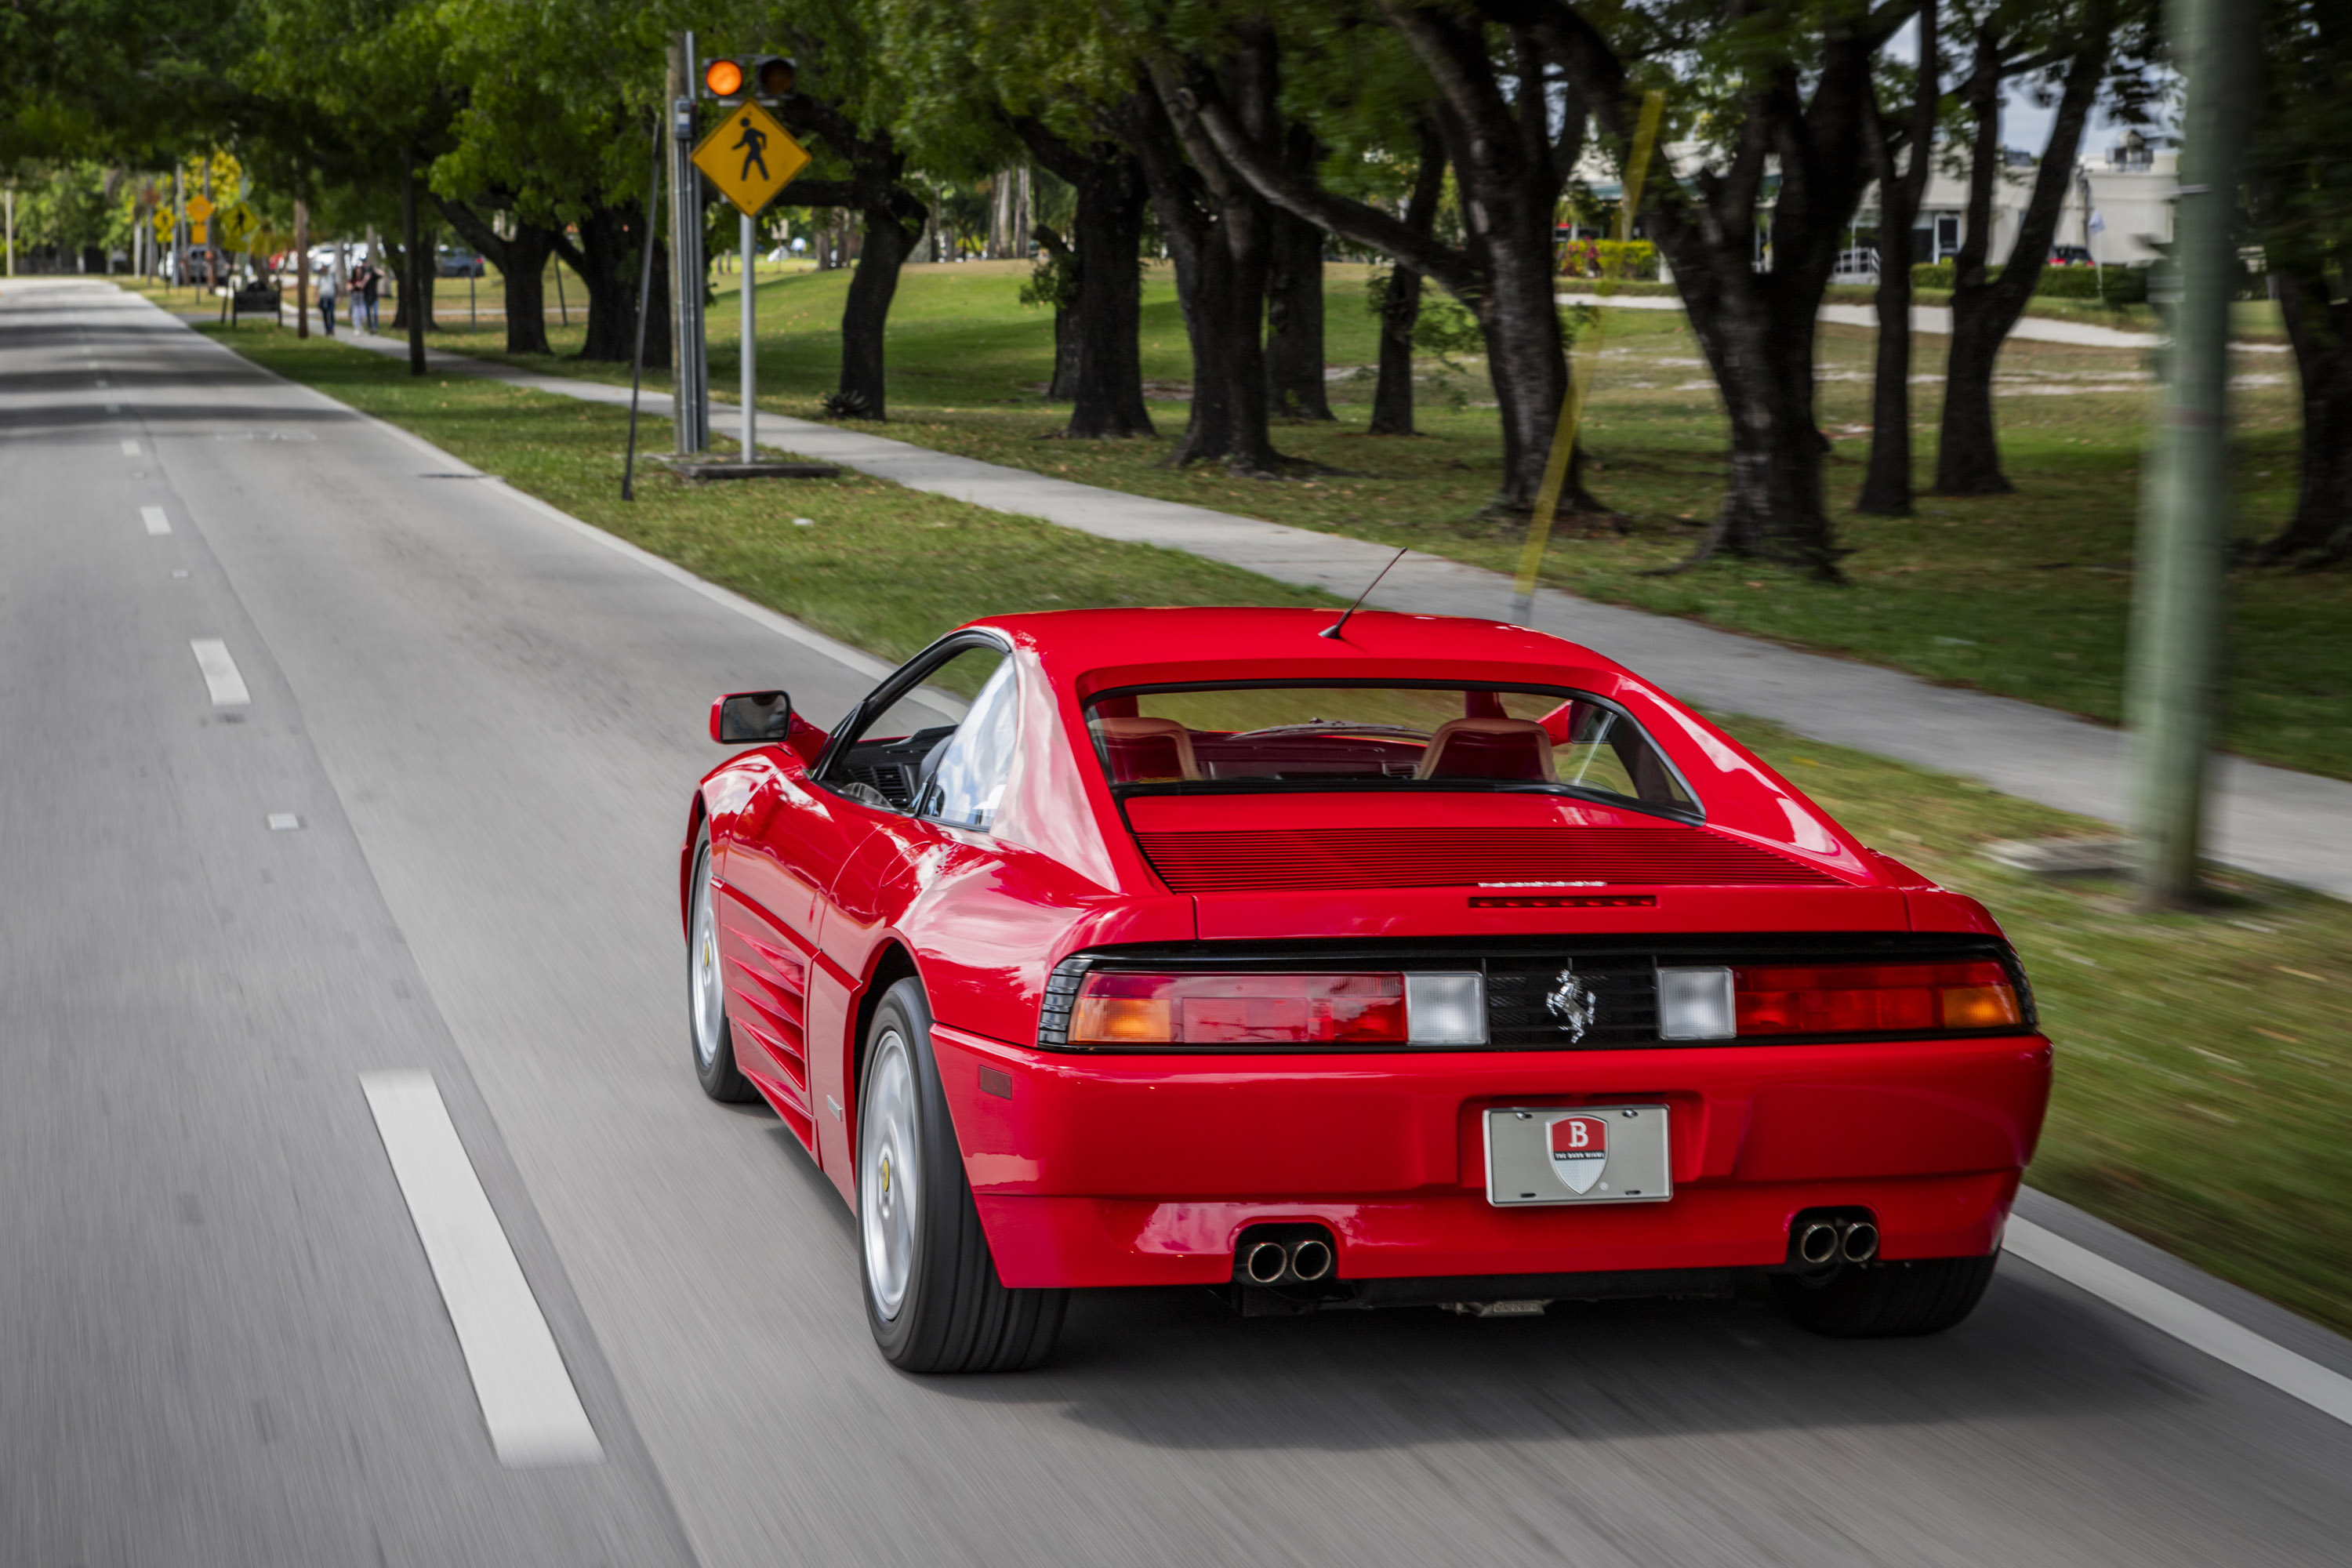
[1406,972,1486,1045]
[1657,966,1736,1040]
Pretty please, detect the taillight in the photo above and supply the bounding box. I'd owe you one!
[1732,960,2021,1036]
[1065,971,1486,1047]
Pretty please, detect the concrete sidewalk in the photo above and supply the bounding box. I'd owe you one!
[325,324,2352,902]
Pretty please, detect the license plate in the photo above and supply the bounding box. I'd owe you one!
[1484,1105,1671,1207]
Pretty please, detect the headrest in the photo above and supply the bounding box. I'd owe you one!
[1415,717,1557,782]
[1093,716,1201,782]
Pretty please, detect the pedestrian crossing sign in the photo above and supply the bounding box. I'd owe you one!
[217,202,260,252]
[691,100,809,218]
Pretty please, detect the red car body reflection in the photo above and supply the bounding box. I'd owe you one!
[684,609,2050,1340]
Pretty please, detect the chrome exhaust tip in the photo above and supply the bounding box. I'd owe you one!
[1797,1221,1842,1266]
[1245,1240,1290,1285]
[1288,1238,1334,1283]
[1841,1221,1879,1263]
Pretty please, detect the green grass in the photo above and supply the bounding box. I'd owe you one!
[340,259,2350,784]
[196,320,2352,1337]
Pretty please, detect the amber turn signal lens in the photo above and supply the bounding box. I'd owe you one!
[702,58,745,98]
[1069,993,1174,1044]
[1939,983,2022,1029]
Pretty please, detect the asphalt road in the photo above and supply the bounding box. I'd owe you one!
[4,278,2347,1567]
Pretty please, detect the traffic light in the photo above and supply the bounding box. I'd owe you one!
[699,55,794,103]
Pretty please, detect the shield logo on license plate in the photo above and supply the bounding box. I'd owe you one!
[1550,1114,1608,1194]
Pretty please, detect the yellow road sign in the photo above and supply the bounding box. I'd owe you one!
[191,221,210,245]
[152,209,176,241]
[186,193,216,223]
[217,202,260,252]
[691,100,809,218]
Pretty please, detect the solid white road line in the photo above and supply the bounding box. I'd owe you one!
[120,438,139,456]
[142,506,171,535]
[189,638,251,706]
[360,1070,604,1468]
[2006,1218,2352,1428]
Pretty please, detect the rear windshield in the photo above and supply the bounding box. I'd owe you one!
[1083,684,1698,816]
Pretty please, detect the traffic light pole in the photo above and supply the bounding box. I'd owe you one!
[669,31,710,454]
[2124,0,2254,908]
[741,212,757,458]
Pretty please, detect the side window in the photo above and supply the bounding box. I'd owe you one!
[822,643,1005,813]
[919,660,1020,831]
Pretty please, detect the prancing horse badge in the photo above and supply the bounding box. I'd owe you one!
[1550,1114,1610,1194]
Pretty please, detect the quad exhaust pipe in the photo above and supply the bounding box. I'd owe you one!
[1795,1213,1879,1268]
[1240,1233,1337,1287]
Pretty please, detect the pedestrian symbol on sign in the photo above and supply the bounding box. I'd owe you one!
[733,116,770,182]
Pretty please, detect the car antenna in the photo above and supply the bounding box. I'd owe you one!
[1319,547,1409,641]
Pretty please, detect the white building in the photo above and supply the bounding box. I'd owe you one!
[1908,132,2177,268]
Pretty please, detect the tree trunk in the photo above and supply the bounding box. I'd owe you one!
[1139,52,1290,474]
[1265,128,1333,421]
[1857,2,1936,515]
[1016,118,1155,435]
[1936,11,2111,495]
[1698,292,1836,566]
[1034,225,1081,398]
[390,220,438,335]
[440,199,558,356]
[557,201,670,366]
[2259,266,2352,562]
[838,197,924,419]
[1370,123,1447,437]
[401,168,426,376]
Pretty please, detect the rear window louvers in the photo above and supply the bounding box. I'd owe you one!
[1131,826,1838,895]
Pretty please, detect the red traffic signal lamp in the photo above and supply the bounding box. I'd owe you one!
[699,56,795,104]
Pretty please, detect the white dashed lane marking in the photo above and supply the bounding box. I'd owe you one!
[360,1070,603,1468]
[121,438,140,456]
[143,506,170,535]
[189,638,250,706]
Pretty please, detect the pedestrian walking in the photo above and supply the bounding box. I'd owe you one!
[360,261,381,332]
[316,263,337,337]
[347,260,367,332]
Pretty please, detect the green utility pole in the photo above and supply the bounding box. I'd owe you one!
[2125,0,2255,908]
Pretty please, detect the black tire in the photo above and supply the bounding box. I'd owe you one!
[687,831,759,1104]
[858,978,1067,1373]
[1770,1253,2001,1338]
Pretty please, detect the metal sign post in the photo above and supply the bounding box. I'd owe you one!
[741,212,757,457]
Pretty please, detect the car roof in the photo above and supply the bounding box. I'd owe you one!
[971,608,1635,692]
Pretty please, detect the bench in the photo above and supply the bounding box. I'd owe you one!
[226,285,283,326]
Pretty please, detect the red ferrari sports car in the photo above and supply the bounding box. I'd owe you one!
[684,608,2050,1371]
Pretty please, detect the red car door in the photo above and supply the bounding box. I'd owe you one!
[717,747,877,1147]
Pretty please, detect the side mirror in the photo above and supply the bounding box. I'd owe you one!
[711,690,793,744]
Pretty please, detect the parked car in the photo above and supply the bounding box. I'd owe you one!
[684,609,2051,1370]
[2049,245,2096,267]
[436,245,485,278]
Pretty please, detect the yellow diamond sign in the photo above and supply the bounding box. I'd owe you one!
[186,194,215,223]
[217,202,260,252]
[152,208,176,241]
[691,100,809,218]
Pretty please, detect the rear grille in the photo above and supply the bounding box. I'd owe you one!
[1133,826,1836,893]
[1485,956,1661,1047]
